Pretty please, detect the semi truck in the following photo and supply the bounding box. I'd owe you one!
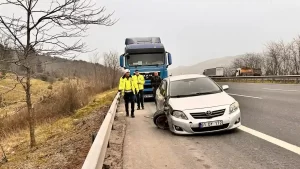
[119,37,172,99]
[235,67,262,76]
[203,67,224,77]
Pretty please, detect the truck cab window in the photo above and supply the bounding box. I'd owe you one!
[126,53,165,66]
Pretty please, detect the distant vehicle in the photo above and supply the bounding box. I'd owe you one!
[119,37,173,99]
[235,67,262,76]
[203,67,224,77]
[253,68,262,76]
[153,74,241,135]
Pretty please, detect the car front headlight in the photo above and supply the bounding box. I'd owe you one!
[172,110,188,120]
[229,101,239,114]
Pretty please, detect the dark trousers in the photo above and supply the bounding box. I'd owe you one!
[136,90,144,108]
[124,92,135,116]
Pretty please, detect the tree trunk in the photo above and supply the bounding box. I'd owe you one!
[25,68,36,147]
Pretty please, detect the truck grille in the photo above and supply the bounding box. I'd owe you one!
[190,109,226,119]
[191,124,229,132]
[139,72,160,81]
[144,84,152,89]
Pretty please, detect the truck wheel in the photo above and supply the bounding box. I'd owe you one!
[153,110,169,130]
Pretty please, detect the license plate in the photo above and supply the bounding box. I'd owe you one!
[144,94,153,98]
[199,120,223,128]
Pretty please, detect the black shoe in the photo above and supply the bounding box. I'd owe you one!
[126,113,129,117]
[142,107,144,109]
[131,115,135,118]
[137,107,140,110]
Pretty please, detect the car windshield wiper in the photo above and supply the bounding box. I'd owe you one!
[170,94,191,98]
[170,91,220,98]
[189,91,220,96]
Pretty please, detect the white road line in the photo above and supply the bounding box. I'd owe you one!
[239,125,300,156]
[262,88,298,92]
[227,93,263,99]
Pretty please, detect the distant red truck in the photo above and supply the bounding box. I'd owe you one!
[235,67,262,76]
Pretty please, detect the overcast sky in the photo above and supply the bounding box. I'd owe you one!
[1,0,300,68]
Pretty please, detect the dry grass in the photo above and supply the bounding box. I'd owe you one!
[74,89,116,119]
[0,89,117,168]
[0,74,73,117]
[0,70,119,168]
[0,78,114,138]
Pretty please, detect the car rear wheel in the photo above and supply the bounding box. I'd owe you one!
[153,110,169,130]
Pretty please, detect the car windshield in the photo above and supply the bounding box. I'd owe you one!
[126,53,165,66]
[169,77,222,98]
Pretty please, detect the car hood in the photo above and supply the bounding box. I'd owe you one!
[168,92,235,111]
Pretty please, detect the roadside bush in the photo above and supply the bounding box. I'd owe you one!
[0,80,100,139]
[34,73,55,84]
[37,74,48,81]
[0,67,120,140]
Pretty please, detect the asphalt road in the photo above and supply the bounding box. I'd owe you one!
[122,82,300,169]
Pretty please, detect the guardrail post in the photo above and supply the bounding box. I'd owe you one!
[112,124,115,130]
[210,75,300,84]
[92,133,97,143]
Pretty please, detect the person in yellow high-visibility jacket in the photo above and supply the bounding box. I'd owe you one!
[121,69,138,118]
[118,69,129,92]
[132,69,145,110]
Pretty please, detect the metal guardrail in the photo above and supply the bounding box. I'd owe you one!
[211,75,300,83]
[81,92,120,169]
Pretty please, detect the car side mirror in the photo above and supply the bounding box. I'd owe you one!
[119,55,124,67]
[222,85,229,90]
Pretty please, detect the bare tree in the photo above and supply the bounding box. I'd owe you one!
[0,35,11,75]
[0,0,117,147]
[228,35,300,76]
[231,57,244,68]
[265,42,281,75]
[89,52,102,87]
[278,41,293,75]
[231,53,264,69]
[103,51,121,89]
[290,36,300,74]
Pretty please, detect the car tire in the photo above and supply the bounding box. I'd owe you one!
[153,110,169,130]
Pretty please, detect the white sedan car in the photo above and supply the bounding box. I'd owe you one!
[154,74,241,134]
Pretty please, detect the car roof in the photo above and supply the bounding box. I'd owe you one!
[167,74,207,82]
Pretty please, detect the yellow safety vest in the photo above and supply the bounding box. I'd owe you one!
[132,75,145,90]
[118,76,124,90]
[121,76,138,95]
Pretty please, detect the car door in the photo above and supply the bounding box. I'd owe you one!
[156,80,167,111]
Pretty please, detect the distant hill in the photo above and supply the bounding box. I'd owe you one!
[169,55,243,75]
[1,49,107,79]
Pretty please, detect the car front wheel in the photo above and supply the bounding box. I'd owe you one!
[153,110,169,130]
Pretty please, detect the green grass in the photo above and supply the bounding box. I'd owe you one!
[73,89,117,119]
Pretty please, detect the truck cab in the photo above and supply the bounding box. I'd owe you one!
[119,37,172,99]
